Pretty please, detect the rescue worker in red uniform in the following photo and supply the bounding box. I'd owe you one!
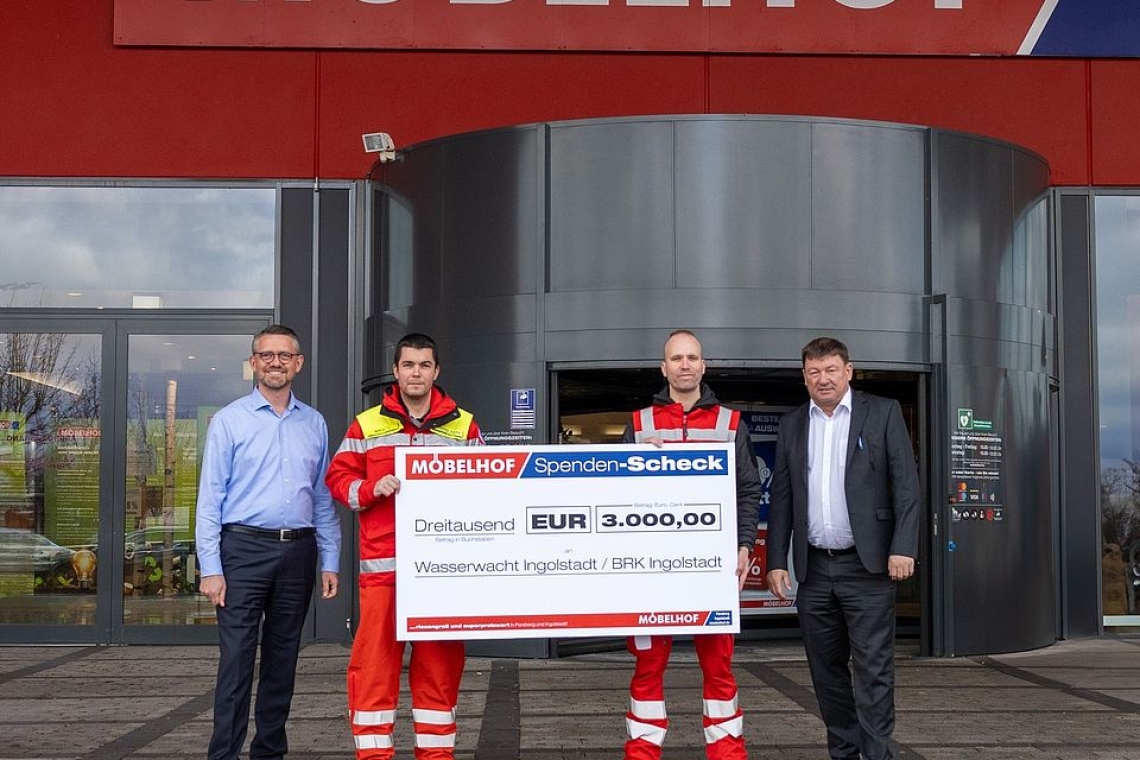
[326,333,483,760]
[620,329,762,760]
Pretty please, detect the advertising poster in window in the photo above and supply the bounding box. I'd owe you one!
[740,408,797,615]
[43,419,100,546]
[0,412,26,512]
[0,413,30,595]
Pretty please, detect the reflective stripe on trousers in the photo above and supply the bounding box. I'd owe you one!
[624,633,746,760]
[348,585,465,760]
[627,695,668,746]
[359,557,396,575]
[414,707,458,749]
[351,708,396,757]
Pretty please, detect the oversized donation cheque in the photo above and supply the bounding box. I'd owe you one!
[394,443,741,640]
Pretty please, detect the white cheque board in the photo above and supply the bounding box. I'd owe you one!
[395,443,740,640]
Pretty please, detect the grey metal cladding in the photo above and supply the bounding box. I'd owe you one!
[381,116,1050,363]
[366,114,1059,659]
[441,129,539,298]
[947,365,1053,654]
[1013,155,1051,311]
[935,133,1017,304]
[544,288,923,338]
[380,143,444,309]
[549,120,675,291]
[811,123,927,294]
[674,119,812,289]
[389,295,538,342]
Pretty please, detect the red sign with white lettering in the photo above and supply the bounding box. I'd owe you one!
[404,452,530,480]
[114,0,1054,56]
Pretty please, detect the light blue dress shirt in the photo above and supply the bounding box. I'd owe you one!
[195,387,341,577]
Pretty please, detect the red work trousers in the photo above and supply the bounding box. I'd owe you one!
[348,584,465,760]
[624,634,747,760]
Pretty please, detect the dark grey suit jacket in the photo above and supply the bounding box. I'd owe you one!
[768,391,920,580]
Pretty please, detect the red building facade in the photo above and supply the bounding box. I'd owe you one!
[3,2,1139,186]
[2,1,1139,645]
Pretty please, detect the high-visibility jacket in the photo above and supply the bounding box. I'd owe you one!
[630,399,738,444]
[621,384,758,760]
[623,384,762,549]
[326,384,482,586]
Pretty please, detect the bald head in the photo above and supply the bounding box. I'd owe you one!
[661,330,705,402]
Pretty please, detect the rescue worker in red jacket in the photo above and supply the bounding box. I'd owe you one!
[620,329,762,760]
[326,332,483,760]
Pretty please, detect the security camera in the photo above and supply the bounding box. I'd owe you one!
[362,132,395,153]
[362,132,398,165]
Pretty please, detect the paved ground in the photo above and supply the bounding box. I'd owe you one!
[1,636,1139,759]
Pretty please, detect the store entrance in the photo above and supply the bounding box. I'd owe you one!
[0,315,270,644]
[552,366,926,654]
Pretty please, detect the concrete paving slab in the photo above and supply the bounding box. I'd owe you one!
[1,637,1139,759]
[897,711,1140,746]
[916,750,1136,760]
[1099,688,1140,706]
[896,685,1112,712]
[3,721,149,758]
[1003,667,1140,690]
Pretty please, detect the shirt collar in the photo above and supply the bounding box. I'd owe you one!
[248,386,298,412]
[809,386,853,418]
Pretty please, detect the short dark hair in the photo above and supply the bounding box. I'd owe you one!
[252,324,301,355]
[394,333,439,365]
[801,336,849,366]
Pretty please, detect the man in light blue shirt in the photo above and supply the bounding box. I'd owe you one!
[196,324,341,760]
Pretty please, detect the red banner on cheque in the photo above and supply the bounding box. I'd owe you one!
[408,609,723,634]
[404,451,529,480]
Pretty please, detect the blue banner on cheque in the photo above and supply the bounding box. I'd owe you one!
[520,449,730,478]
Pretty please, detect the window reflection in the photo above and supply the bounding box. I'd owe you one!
[0,186,275,309]
[123,334,253,625]
[0,332,101,625]
[1095,195,1140,624]
[381,192,415,311]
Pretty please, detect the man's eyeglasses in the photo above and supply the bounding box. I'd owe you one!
[254,351,298,363]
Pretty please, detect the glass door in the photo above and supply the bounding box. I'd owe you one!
[0,316,270,643]
[0,325,107,641]
[118,332,253,628]
[115,321,268,644]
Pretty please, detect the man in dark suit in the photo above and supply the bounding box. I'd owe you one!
[766,337,920,760]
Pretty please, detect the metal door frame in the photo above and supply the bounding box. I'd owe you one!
[0,311,270,645]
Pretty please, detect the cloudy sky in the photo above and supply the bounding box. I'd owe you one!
[0,186,275,309]
[1094,195,1140,468]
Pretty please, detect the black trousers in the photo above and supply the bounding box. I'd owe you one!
[797,548,897,760]
[208,530,317,760]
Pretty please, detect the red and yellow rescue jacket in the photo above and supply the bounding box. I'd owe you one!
[326,384,482,586]
[622,384,762,549]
